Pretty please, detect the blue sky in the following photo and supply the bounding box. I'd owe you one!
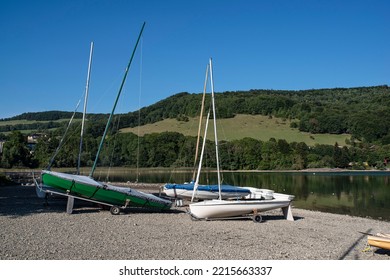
[1,0,389,119]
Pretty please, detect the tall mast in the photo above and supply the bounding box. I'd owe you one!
[191,109,211,202]
[90,22,146,177]
[77,41,94,175]
[192,64,209,181]
[209,58,222,199]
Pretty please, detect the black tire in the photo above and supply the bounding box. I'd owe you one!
[110,206,121,215]
[253,214,262,223]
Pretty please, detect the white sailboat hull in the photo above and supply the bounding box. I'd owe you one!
[163,185,250,200]
[189,197,293,220]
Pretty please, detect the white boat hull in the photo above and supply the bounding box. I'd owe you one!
[163,187,248,200]
[164,188,218,200]
[243,187,295,200]
[189,197,293,220]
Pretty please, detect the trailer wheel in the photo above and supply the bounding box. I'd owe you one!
[110,206,121,215]
[253,214,262,223]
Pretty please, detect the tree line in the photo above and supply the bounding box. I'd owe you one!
[1,129,389,170]
[1,85,390,170]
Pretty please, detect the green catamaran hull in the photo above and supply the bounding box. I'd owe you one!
[41,170,172,211]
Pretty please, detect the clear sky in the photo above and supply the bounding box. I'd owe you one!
[1,0,389,119]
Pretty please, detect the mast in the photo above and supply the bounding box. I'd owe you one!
[89,22,146,177]
[191,109,211,202]
[209,58,222,200]
[192,64,209,181]
[77,41,94,175]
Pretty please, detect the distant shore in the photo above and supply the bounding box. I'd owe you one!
[2,167,390,174]
[2,167,390,187]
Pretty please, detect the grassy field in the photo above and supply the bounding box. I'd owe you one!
[120,114,350,146]
[0,118,81,135]
[1,114,350,146]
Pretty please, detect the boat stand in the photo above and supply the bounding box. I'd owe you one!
[175,198,184,207]
[282,204,294,221]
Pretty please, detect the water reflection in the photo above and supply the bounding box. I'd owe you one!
[94,168,390,221]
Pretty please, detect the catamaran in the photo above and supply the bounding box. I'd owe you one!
[36,22,172,214]
[188,58,294,222]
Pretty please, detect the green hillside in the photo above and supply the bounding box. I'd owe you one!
[0,118,82,135]
[121,114,350,146]
[3,85,390,170]
[2,85,389,146]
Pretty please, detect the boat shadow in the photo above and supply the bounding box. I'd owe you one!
[0,184,64,217]
[0,185,184,217]
[372,248,390,256]
[262,213,304,222]
[188,213,304,222]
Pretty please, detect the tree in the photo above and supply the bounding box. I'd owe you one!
[333,143,349,168]
[0,131,32,168]
[291,142,308,169]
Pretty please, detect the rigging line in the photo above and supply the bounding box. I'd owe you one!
[192,63,209,182]
[106,114,121,182]
[209,58,222,200]
[46,99,82,170]
[192,108,211,202]
[136,37,143,183]
[88,70,122,113]
[78,41,94,175]
[213,101,227,184]
[90,22,146,178]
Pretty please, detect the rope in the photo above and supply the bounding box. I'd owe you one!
[136,37,143,183]
[46,98,82,170]
[105,115,121,181]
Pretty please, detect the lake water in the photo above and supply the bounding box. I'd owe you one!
[93,168,390,221]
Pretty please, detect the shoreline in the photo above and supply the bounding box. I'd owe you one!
[1,184,390,260]
[5,167,390,187]
[2,167,390,174]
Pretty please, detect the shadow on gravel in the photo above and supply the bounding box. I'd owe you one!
[187,213,304,223]
[0,185,64,217]
[263,214,304,222]
[373,248,390,256]
[0,185,185,217]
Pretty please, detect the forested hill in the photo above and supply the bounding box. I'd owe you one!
[2,85,390,143]
[116,85,390,144]
[1,111,109,122]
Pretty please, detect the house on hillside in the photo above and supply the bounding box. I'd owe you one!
[27,133,46,151]
[27,133,45,144]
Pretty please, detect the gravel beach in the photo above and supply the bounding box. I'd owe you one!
[0,184,389,260]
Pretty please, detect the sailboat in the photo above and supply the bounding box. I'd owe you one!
[36,23,172,214]
[163,64,250,201]
[188,58,295,222]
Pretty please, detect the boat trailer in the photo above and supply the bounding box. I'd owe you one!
[34,177,128,215]
[188,205,294,223]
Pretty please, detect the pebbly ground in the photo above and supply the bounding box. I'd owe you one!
[0,184,389,260]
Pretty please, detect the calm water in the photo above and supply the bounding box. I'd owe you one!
[94,168,390,221]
